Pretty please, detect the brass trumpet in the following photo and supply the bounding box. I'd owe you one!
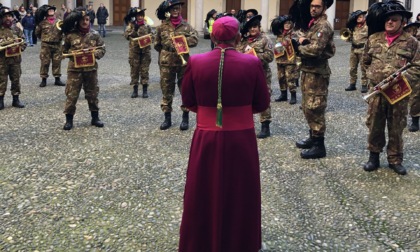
[340,28,352,41]
[0,38,25,51]
[62,46,105,57]
[56,20,63,30]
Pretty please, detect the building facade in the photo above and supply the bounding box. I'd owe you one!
[7,0,420,32]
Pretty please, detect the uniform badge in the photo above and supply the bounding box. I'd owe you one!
[317,32,323,38]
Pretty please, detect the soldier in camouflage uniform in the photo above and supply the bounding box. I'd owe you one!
[271,15,298,105]
[61,7,106,130]
[154,0,198,131]
[124,8,152,99]
[35,5,65,87]
[0,6,26,110]
[291,0,335,159]
[344,10,369,93]
[403,22,420,132]
[362,1,420,175]
[237,15,274,139]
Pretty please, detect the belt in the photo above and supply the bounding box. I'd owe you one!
[301,58,327,67]
[352,43,365,49]
[197,105,254,131]
[162,46,176,52]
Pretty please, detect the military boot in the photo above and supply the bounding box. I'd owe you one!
[389,164,407,175]
[142,85,149,98]
[345,83,356,91]
[12,95,25,108]
[91,111,104,127]
[296,130,313,149]
[0,96,4,110]
[275,90,288,102]
[363,152,380,172]
[180,111,189,131]
[160,112,172,130]
[295,78,299,87]
[131,85,139,98]
[360,85,368,93]
[257,121,271,139]
[289,92,297,105]
[408,116,419,132]
[54,77,65,86]
[39,78,47,87]
[300,136,326,159]
[63,114,73,130]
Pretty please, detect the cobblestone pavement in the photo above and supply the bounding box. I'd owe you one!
[1,27,419,251]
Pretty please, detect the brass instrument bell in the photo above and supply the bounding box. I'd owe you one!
[340,28,352,41]
[56,20,63,30]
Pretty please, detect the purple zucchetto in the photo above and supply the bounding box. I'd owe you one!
[212,16,239,41]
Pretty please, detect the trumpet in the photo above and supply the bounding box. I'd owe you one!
[129,34,152,42]
[56,20,63,30]
[179,54,187,66]
[62,46,105,57]
[340,28,352,41]
[0,38,25,51]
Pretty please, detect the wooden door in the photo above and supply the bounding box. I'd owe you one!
[113,0,130,26]
[226,0,241,14]
[279,0,294,16]
[334,0,350,30]
[76,0,83,8]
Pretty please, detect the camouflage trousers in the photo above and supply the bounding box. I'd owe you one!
[260,67,272,123]
[40,42,62,78]
[0,63,21,96]
[277,63,297,93]
[349,49,367,86]
[409,82,420,117]
[366,94,409,164]
[159,65,188,113]
[64,71,99,115]
[129,49,151,86]
[301,71,329,137]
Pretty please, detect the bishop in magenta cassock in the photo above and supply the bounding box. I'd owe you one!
[179,16,270,252]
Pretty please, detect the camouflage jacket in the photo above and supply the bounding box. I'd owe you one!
[237,33,274,70]
[63,29,106,72]
[350,22,368,53]
[35,18,63,42]
[362,31,420,86]
[0,25,26,64]
[154,19,198,67]
[275,30,297,65]
[124,22,153,53]
[298,14,335,75]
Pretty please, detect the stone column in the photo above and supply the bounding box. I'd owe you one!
[261,0,269,34]
[326,1,336,29]
[1,0,11,8]
[37,0,49,7]
[66,0,74,10]
[131,0,139,8]
[195,0,203,34]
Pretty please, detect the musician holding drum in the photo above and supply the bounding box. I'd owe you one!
[124,7,152,99]
[60,7,106,131]
[0,6,26,110]
[362,1,420,175]
[154,0,198,131]
[237,14,274,139]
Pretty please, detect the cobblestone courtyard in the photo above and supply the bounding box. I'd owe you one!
[1,27,420,251]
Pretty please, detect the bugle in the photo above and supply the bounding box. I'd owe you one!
[129,34,152,42]
[0,38,25,51]
[363,63,411,102]
[62,46,105,57]
[340,28,352,41]
[56,20,63,30]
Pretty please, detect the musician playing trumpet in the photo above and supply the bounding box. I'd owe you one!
[60,7,106,131]
[344,10,368,93]
[35,5,65,87]
[124,7,153,98]
[154,0,198,131]
[0,6,26,110]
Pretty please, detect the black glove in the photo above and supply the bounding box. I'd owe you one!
[301,39,310,45]
[292,39,300,53]
[134,23,140,31]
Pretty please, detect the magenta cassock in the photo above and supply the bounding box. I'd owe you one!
[179,44,270,252]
